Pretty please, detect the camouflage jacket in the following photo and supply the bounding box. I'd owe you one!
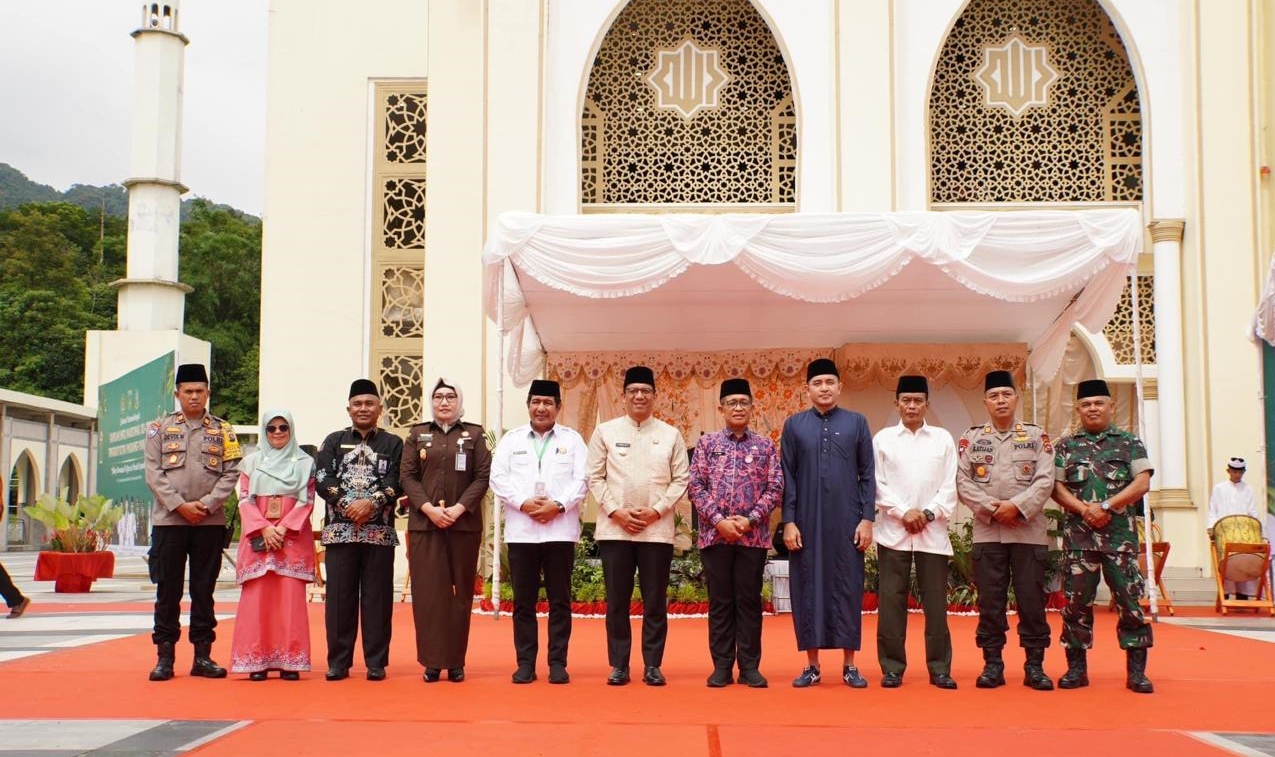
[1053,425,1153,553]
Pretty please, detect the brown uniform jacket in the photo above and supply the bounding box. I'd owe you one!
[400,420,491,533]
[144,411,242,527]
[956,420,1054,545]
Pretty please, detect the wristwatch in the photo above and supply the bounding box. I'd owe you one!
[554,501,566,513]
[1100,500,1111,512]
[923,509,935,523]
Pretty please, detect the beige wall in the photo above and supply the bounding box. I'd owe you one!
[1174,0,1267,572]
[260,0,1275,582]
[260,0,429,443]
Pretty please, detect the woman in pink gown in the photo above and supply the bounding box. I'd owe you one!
[230,409,317,680]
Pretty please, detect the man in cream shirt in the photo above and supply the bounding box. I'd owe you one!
[1207,457,1261,600]
[873,375,959,690]
[587,365,690,686]
[490,379,588,685]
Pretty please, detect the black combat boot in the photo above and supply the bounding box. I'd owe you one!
[975,647,1005,688]
[1022,647,1054,690]
[148,641,176,681]
[1057,647,1088,689]
[190,642,227,678]
[1125,648,1154,694]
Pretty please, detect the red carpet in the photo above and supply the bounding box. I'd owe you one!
[2,606,1272,755]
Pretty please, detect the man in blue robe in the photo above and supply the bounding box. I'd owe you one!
[781,357,876,688]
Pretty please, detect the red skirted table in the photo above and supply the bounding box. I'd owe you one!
[34,551,116,593]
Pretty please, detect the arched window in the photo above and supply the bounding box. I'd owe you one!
[581,0,796,208]
[58,456,82,504]
[6,452,39,546]
[929,0,1143,203]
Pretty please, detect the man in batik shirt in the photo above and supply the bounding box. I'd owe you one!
[690,378,783,689]
[315,379,403,682]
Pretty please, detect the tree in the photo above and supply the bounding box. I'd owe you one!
[178,199,262,424]
[0,203,124,402]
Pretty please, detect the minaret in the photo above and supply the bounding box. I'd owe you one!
[112,2,193,330]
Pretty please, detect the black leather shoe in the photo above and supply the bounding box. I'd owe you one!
[706,668,734,688]
[325,668,349,681]
[642,666,666,686]
[366,667,386,681]
[423,667,441,683]
[512,665,537,684]
[149,642,176,682]
[976,663,1006,688]
[930,673,958,690]
[607,667,631,686]
[880,671,902,688]
[249,671,269,681]
[842,666,868,688]
[738,669,768,688]
[190,657,228,679]
[548,664,570,684]
[447,667,465,683]
[280,671,300,681]
[792,665,821,688]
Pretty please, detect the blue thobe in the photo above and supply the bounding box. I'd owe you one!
[780,406,876,651]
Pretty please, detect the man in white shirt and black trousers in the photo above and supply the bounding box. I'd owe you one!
[490,379,588,685]
[872,375,959,690]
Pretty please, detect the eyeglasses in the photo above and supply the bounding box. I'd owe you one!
[624,387,654,396]
[432,393,459,403]
[266,424,290,433]
[722,399,752,409]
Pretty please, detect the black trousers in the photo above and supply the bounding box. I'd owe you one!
[700,544,767,672]
[876,545,952,676]
[324,542,395,670]
[0,560,26,609]
[972,542,1051,650]
[598,540,673,669]
[149,525,224,646]
[508,541,576,668]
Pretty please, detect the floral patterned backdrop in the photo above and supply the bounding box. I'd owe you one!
[548,344,1029,446]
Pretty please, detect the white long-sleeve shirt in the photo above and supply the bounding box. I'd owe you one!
[489,422,588,543]
[873,421,958,555]
[1207,480,1259,529]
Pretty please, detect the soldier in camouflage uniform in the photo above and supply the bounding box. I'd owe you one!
[956,370,1056,691]
[1052,379,1154,694]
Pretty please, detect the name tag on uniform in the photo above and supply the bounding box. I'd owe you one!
[455,452,468,471]
[512,450,528,455]
[616,442,631,448]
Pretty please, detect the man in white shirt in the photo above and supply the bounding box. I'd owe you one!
[1207,457,1261,600]
[873,375,959,690]
[587,365,690,687]
[490,379,588,684]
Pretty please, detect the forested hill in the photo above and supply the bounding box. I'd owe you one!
[0,168,262,424]
[0,163,256,222]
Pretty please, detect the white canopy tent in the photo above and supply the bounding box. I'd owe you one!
[484,209,1143,384]
[479,208,1152,616]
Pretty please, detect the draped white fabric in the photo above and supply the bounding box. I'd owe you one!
[1253,253,1275,346]
[483,209,1142,384]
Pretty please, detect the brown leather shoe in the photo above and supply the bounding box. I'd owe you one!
[7,596,30,619]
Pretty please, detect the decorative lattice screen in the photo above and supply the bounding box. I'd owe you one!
[372,83,427,431]
[1103,275,1156,365]
[929,0,1142,203]
[581,0,795,205]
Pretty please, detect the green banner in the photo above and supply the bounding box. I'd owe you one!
[96,352,175,510]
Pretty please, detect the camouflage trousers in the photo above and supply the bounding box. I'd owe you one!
[1060,550,1153,650]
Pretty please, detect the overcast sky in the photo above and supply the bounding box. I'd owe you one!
[0,1,268,215]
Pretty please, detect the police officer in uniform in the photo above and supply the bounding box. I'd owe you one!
[143,363,242,681]
[956,370,1055,691]
[1052,379,1155,694]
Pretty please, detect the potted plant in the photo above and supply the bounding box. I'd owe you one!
[24,493,124,592]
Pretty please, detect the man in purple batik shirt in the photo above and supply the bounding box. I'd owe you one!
[690,377,784,689]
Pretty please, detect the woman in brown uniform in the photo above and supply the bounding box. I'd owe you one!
[400,377,491,682]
